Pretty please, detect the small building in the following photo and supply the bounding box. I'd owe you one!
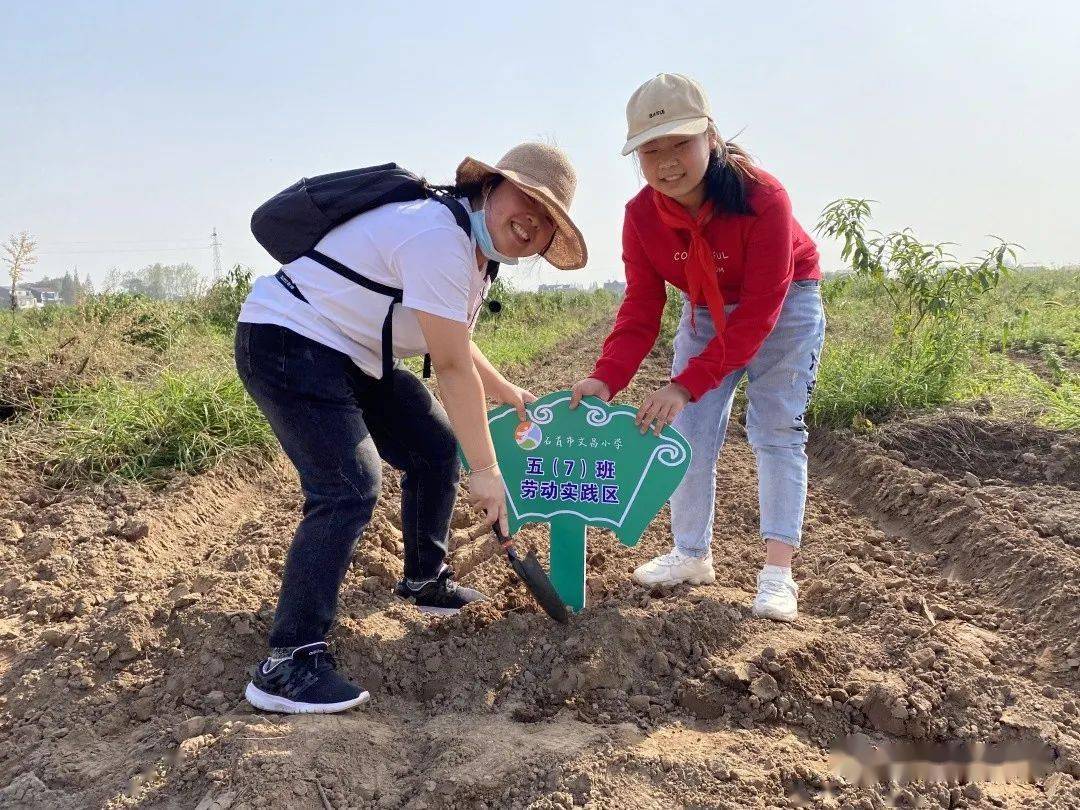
[0,287,40,310]
[29,288,60,305]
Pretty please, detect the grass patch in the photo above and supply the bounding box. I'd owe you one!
[473,286,617,370]
[402,284,618,375]
[44,371,276,483]
[976,268,1080,359]
[809,339,959,428]
[1036,374,1080,430]
[659,284,685,343]
[7,261,1070,485]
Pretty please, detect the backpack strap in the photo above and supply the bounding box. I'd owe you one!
[430,192,500,281]
[423,192,498,372]
[304,249,405,300]
[275,195,490,385]
[430,191,471,233]
[302,249,403,382]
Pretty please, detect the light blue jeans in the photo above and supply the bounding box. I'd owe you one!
[669,280,826,556]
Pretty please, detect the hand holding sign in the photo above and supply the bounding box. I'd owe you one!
[467,390,692,613]
[568,377,612,409]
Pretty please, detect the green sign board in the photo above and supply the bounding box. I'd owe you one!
[468,390,692,612]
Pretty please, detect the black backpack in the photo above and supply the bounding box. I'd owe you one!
[250,163,498,381]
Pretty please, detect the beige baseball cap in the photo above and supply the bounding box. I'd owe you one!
[621,73,712,156]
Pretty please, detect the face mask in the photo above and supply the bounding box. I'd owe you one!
[469,207,519,266]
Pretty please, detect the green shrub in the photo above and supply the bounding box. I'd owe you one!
[811,199,1021,426]
[3,321,28,350]
[199,264,254,333]
[816,199,1015,353]
[79,292,189,352]
[17,305,65,330]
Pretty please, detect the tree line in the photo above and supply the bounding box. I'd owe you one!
[4,230,208,311]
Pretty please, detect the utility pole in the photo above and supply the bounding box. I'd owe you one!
[210,228,223,282]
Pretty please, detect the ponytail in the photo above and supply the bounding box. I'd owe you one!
[703,126,756,216]
[425,175,502,210]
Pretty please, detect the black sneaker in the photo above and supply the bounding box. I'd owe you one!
[244,642,370,714]
[394,567,486,616]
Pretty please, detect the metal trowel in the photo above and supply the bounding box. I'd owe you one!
[493,526,570,623]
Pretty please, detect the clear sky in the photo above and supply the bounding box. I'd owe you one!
[2,1,1076,290]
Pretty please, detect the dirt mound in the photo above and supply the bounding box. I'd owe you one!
[874,413,1080,488]
[2,324,1078,808]
[861,414,1080,552]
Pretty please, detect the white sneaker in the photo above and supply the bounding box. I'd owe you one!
[752,568,798,622]
[633,548,716,587]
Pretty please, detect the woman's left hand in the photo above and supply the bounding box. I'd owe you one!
[493,380,538,422]
[636,383,691,436]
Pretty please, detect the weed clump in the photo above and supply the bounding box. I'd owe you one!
[44,371,276,484]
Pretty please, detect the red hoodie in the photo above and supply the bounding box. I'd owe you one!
[591,168,820,402]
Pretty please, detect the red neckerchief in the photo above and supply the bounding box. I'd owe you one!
[651,189,726,332]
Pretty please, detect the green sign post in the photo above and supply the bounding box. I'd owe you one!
[469,390,692,613]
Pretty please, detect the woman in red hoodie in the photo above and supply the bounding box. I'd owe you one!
[571,73,824,621]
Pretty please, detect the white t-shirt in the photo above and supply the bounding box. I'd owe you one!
[239,197,489,379]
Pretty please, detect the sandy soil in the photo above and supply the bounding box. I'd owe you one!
[1,320,1078,809]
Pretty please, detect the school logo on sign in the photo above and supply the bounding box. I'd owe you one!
[465,390,692,612]
[514,421,543,451]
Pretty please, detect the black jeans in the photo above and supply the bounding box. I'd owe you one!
[235,323,461,647]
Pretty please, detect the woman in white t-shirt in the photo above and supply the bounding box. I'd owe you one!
[235,143,588,714]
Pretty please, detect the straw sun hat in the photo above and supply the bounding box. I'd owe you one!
[455,142,588,270]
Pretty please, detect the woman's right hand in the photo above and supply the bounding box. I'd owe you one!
[569,377,612,409]
[468,466,508,535]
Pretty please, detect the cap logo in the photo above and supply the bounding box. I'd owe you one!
[648,109,665,119]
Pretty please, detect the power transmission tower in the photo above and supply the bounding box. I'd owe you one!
[210,228,223,282]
